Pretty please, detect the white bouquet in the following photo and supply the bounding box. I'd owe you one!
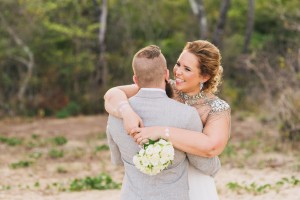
[133,138,175,175]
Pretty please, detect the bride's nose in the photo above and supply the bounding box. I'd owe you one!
[175,67,183,75]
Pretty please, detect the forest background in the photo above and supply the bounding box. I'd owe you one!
[1,0,300,141]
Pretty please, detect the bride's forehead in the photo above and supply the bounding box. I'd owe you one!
[178,51,199,67]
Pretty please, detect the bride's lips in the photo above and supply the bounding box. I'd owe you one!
[175,78,184,85]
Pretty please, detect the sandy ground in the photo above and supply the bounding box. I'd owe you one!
[0,115,299,200]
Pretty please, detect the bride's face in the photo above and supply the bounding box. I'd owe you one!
[173,50,202,95]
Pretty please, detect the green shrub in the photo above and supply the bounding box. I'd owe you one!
[55,102,81,118]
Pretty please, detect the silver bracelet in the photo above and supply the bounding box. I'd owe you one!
[165,127,170,140]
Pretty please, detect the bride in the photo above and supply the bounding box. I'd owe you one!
[104,40,231,200]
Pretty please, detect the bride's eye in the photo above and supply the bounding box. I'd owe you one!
[176,62,180,66]
[185,67,191,71]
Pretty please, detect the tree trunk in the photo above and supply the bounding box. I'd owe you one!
[212,0,231,48]
[0,14,34,110]
[189,0,208,39]
[94,0,108,87]
[243,0,255,53]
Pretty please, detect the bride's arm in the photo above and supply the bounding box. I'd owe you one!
[104,84,139,117]
[104,84,144,132]
[134,111,231,158]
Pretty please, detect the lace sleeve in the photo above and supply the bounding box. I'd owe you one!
[204,99,231,138]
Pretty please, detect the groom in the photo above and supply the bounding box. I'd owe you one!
[106,45,220,200]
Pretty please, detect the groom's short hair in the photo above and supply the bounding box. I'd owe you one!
[132,45,167,88]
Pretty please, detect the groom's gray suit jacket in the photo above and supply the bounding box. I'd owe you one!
[107,89,220,200]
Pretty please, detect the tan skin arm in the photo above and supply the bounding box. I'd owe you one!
[132,113,230,158]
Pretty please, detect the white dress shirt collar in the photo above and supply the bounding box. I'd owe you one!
[140,88,166,94]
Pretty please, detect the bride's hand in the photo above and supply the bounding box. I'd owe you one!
[132,127,162,145]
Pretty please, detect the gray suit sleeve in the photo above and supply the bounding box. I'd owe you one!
[106,126,123,166]
[185,110,221,177]
[187,155,221,177]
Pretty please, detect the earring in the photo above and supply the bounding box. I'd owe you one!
[200,82,203,91]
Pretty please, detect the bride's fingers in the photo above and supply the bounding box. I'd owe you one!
[130,127,141,137]
[129,127,137,136]
[136,135,143,144]
[133,133,141,140]
[140,138,149,145]
[130,131,138,138]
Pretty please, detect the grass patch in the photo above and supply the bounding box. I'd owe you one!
[227,176,300,194]
[95,144,109,152]
[10,160,33,169]
[0,185,11,190]
[69,147,85,159]
[97,132,107,140]
[28,152,43,159]
[69,173,121,191]
[51,136,68,146]
[48,149,64,159]
[0,135,22,146]
[56,166,68,174]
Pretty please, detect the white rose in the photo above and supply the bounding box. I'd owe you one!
[133,155,142,169]
[150,153,160,166]
[159,156,169,165]
[139,149,145,156]
[153,144,162,154]
[158,139,168,145]
[141,156,150,166]
[164,146,175,157]
[145,145,154,155]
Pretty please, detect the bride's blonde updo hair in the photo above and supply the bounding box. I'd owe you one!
[184,40,223,94]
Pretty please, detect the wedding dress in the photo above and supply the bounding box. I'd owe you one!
[172,83,231,200]
[188,164,219,200]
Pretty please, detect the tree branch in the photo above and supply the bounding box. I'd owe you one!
[243,0,255,53]
[189,0,208,39]
[212,0,231,48]
[0,13,35,105]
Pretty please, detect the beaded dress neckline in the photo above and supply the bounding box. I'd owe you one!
[178,91,207,106]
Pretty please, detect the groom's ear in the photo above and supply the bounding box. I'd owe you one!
[165,69,169,81]
[133,75,138,85]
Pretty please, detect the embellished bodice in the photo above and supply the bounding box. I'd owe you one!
[207,98,230,114]
[169,79,231,126]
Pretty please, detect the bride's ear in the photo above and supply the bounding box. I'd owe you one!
[201,74,211,83]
